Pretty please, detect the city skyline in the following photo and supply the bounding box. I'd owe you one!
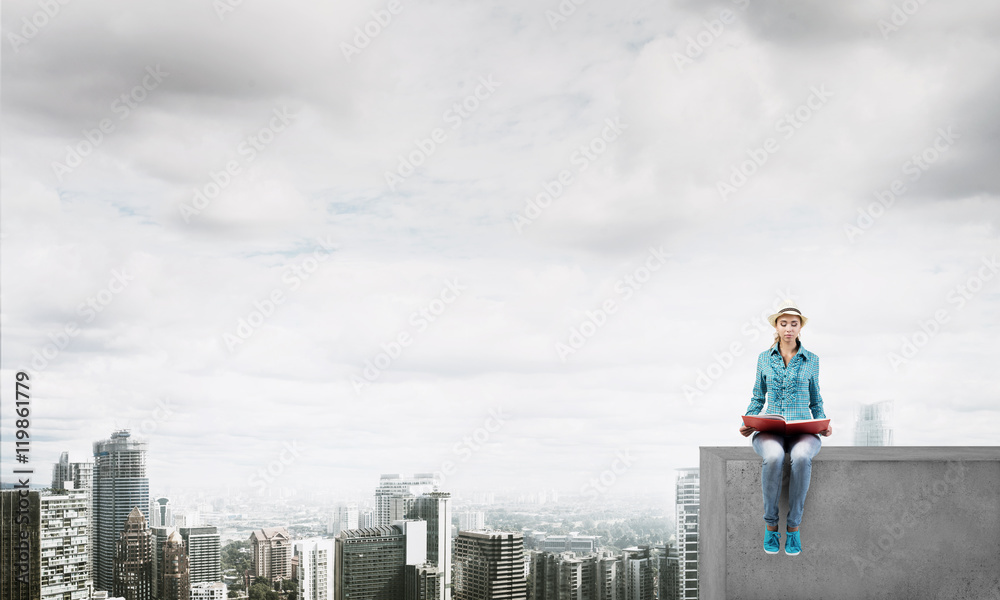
[2,0,999,500]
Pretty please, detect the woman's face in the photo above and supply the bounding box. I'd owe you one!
[775,313,802,344]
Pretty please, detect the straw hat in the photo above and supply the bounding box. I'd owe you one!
[768,300,808,328]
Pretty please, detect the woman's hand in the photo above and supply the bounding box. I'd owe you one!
[739,425,756,437]
[818,423,833,437]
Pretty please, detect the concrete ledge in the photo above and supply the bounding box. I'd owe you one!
[700,446,1000,600]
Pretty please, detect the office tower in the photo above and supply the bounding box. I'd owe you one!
[531,551,598,600]
[658,545,679,600]
[854,400,894,446]
[407,493,452,600]
[180,527,221,584]
[456,511,485,533]
[453,531,527,600]
[113,507,153,600]
[329,504,359,536]
[360,509,376,528]
[675,469,699,600]
[51,452,94,492]
[619,548,653,600]
[295,539,334,600]
[374,474,438,526]
[2,489,41,600]
[161,531,189,600]
[151,527,175,600]
[334,521,426,600]
[152,499,171,528]
[405,564,441,600]
[249,527,292,581]
[190,582,228,600]
[93,429,150,593]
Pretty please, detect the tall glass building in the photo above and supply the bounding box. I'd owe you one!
[675,469,699,600]
[93,430,150,593]
[853,400,894,446]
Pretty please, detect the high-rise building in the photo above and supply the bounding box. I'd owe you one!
[538,534,599,555]
[619,548,653,600]
[151,499,171,528]
[675,469,699,600]
[249,527,292,582]
[295,539,334,600]
[853,400,894,446]
[657,545,679,600]
[151,527,175,600]
[594,552,617,600]
[180,527,221,584]
[405,564,441,600]
[161,531,189,600]
[334,521,426,600]
[113,507,153,600]
[2,489,42,600]
[407,493,452,600]
[374,474,438,526]
[329,504,359,536]
[190,582,227,600]
[456,512,485,533]
[50,452,94,581]
[360,509,376,528]
[531,551,597,600]
[453,531,527,600]
[93,429,150,593]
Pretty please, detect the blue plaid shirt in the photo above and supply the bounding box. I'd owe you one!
[745,342,826,421]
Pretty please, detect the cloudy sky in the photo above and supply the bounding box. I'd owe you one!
[2,0,998,502]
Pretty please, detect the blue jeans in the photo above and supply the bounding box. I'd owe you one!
[752,432,822,529]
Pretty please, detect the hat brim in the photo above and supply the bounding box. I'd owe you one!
[768,310,807,328]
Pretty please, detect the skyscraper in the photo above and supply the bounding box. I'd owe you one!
[329,504,359,536]
[113,507,153,600]
[530,551,597,600]
[295,539,334,600]
[180,527,222,584]
[151,527,175,600]
[51,452,94,581]
[675,469,699,600]
[453,531,527,600]
[853,399,894,446]
[161,531,190,600]
[407,492,452,600]
[405,564,441,600]
[151,498,171,528]
[619,548,653,600]
[334,521,426,600]
[249,527,292,582]
[657,545,679,600]
[2,489,42,600]
[374,474,438,526]
[93,429,150,593]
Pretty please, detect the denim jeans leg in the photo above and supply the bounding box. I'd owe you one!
[786,433,822,528]
[752,432,786,527]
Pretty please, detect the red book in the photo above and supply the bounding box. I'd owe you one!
[742,414,830,435]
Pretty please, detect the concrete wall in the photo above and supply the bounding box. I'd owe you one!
[700,446,1000,600]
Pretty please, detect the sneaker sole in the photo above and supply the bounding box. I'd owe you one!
[785,549,800,556]
[764,548,779,554]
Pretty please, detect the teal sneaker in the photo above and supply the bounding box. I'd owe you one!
[764,528,781,554]
[785,530,801,555]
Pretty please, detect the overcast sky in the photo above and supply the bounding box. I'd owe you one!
[2,0,998,502]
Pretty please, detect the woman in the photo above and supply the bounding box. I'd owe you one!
[739,301,832,556]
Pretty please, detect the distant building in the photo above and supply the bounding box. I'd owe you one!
[190,582,228,600]
[295,539,334,600]
[329,504,359,536]
[249,527,292,582]
[657,545,679,600]
[113,507,153,600]
[374,474,438,526]
[93,430,150,593]
[455,511,485,533]
[405,564,441,600]
[620,547,653,600]
[334,521,426,600]
[360,509,376,529]
[675,469,699,600]
[151,499,171,528]
[51,452,94,493]
[407,493,452,600]
[854,400,894,446]
[530,551,597,600]
[538,533,599,555]
[161,531,190,600]
[151,527,175,600]
[181,527,222,584]
[453,531,526,600]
